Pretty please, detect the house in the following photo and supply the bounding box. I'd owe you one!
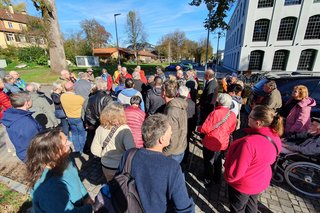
[223,0,320,72]
[0,5,46,48]
[93,47,157,63]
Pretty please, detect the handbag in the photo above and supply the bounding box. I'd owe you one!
[209,110,231,133]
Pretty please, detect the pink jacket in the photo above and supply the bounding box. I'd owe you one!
[198,106,237,151]
[224,127,282,194]
[125,106,145,148]
[285,97,316,134]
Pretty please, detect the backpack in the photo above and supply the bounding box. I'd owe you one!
[109,149,144,213]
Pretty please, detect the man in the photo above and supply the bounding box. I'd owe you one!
[2,92,42,161]
[113,64,121,84]
[85,78,113,152]
[58,70,71,91]
[176,69,186,87]
[145,76,165,115]
[60,81,86,153]
[86,68,95,82]
[162,80,188,163]
[136,65,147,84]
[132,70,144,93]
[115,67,132,84]
[282,117,320,156]
[9,71,26,91]
[117,78,145,111]
[185,70,198,102]
[74,72,92,99]
[26,83,58,129]
[117,114,194,212]
[228,84,243,130]
[199,69,219,124]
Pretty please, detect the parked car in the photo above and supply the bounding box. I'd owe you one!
[164,63,191,71]
[246,72,320,117]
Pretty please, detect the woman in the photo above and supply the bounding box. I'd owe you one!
[281,85,316,134]
[91,102,135,182]
[26,128,94,212]
[51,82,69,136]
[224,105,283,213]
[3,74,21,95]
[198,93,237,185]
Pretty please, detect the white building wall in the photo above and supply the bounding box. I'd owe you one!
[224,0,320,72]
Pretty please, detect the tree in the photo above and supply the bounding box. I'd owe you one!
[126,10,147,64]
[80,19,111,49]
[190,0,235,32]
[0,0,26,13]
[64,32,91,64]
[32,0,67,73]
[197,38,213,63]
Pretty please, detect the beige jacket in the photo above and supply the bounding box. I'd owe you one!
[91,125,135,169]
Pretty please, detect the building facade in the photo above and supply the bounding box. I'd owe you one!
[223,0,320,72]
[0,5,45,48]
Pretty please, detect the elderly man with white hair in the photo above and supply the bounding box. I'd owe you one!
[197,93,237,186]
[9,71,26,90]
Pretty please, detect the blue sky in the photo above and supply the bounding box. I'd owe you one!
[25,0,236,52]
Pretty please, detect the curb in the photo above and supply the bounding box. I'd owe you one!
[0,175,28,194]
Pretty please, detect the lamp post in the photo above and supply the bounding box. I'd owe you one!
[205,2,213,71]
[216,32,221,67]
[114,13,121,65]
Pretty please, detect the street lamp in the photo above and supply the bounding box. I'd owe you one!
[114,13,121,65]
[215,31,224,67]
[205,2,213,71]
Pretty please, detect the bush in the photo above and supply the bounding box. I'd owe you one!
[17,46,48,65]
[0,46,18,64]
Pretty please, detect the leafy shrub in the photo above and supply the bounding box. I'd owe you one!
[17,46,48,65]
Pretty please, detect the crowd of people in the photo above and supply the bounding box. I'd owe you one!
[0,65,319,212]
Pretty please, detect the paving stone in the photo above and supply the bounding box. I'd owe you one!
[267,198,280,206]
[279,198,293,207]
[269,204,283,212]
[281,205,295,213]
[301,207,310,213]
[290,199,299,205]
[293,205,302,212]
[271,195,279,201]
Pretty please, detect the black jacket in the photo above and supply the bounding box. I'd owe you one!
[145,87,165,115]
[199,79,219,123]
[85,90,113,127]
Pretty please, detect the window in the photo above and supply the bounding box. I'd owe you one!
[8,22,13,28]
[252,19,270,41]
[258,0,274,8]
[284,0,301,5]
[297,49,317,71]
[277,17,297,40]
[304,15,320,39]
[28,36,36,44]
[272,50,289,70]
[15,34,26,42]
[6,33,14,41]
[249,50,264,70]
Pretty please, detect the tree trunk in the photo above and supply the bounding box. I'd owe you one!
[43,0,67,73]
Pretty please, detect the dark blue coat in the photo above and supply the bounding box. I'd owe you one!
[2,108,42,161]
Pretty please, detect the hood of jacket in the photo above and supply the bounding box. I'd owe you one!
[167,97,188,110]
[151,87,162,96]
[297,97,316,108]
[232,96,242,104]
[120,88,139,97]
[2,108,34,128]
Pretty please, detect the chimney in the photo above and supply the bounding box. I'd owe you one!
[8,5,14,14]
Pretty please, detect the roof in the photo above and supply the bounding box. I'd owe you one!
[93,48,118,55]
[138,50,157,57]
[93,47,156,58]
[0,9,30,24]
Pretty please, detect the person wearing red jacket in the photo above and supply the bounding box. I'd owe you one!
[115,67,132,84]
[224,105,283,213]
[101,68,113,91]
[197,93,236,185]
[136,65,147,84]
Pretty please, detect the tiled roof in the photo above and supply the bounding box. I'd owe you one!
[93,47,118,54]
[0,9,31,24]
[138,50,157,57]
[93,47,156,58]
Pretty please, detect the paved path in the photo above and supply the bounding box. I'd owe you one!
[2,139,319,213]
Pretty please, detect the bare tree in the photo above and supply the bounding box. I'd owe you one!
[32,0,67,73]
[190,0,235,32]
[80,19,111,49]
[126,10,147,64]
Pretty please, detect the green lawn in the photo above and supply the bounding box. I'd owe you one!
[4,62,169,84]
[0,183,31,213]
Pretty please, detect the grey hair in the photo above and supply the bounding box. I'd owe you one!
[95,78,108,91]
[142,114,170,148]
[132,71,140,80]
[10,91,31,108]
[3,74,14,83]
[217,93,233,108]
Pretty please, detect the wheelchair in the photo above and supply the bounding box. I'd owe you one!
[272,152,320,198]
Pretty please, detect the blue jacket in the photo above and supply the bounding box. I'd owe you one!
[117,88,145,111]
[2,108,42,161]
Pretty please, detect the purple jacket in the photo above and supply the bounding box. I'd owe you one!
[285,97,316,133]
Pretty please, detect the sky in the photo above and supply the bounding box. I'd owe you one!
[25,0,236,53]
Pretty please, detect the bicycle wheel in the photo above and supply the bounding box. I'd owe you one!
[284,162,320,197]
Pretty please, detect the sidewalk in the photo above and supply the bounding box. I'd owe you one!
[0,141,319,212]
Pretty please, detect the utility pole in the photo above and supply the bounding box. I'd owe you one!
[216,32,221,67]
[114,13,121,65]
[205,2,213,71]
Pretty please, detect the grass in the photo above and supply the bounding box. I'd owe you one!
[0,183,32,213]
[4,62,170,84]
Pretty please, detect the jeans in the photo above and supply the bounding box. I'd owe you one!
[168,152,185,164]
[60,118,69,137]
[68,118,86,153]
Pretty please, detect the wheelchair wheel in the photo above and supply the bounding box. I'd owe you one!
[272,172,284,183]
[284,162,320,197]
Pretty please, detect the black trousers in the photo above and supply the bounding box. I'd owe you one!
[228,185,259,213]
[203,147,223,183]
